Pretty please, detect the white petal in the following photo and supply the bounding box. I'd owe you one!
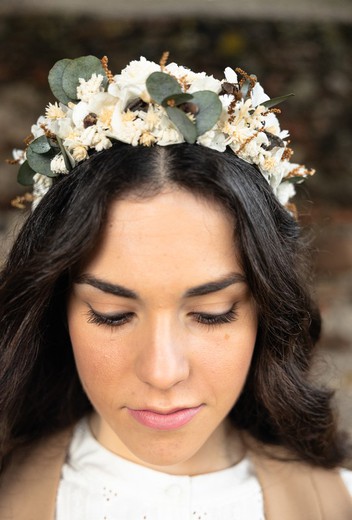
[251,82,270,107]
[72,102,89,128]
[224,67,238,83]
[275,181,296,205]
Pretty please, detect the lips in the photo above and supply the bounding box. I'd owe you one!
[127,405,203,431]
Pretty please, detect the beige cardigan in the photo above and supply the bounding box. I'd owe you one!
[0,429,351,520]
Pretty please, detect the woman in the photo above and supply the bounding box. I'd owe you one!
[0,55,351,519]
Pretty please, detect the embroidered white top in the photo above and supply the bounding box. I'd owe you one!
[56,419,352,520]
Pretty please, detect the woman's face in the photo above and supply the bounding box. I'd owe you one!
[67,189,257,475]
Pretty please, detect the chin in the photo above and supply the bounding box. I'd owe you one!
[126,436,202,471]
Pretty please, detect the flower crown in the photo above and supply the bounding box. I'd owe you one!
[11,53,314,209]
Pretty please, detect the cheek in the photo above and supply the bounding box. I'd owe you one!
[204,343,254,393]
[199,323,256,399]
[68,316,131,400]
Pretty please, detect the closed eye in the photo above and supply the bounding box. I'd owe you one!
[86,308,134,327]
[192,303,239,327]
[86,303,239,329]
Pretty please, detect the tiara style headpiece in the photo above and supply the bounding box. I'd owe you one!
[11,53,314,209]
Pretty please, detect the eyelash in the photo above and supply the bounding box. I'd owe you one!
[86,304,239,329]
[87,309,134,327]
[193,304,239,326]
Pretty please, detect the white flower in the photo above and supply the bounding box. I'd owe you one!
[91,129,112,151]
[63,131,79,150]
[219,94,234,111]
[142,105,162,131]
[224,67,238,84]
[45,102,66,119]
[12,148,26,164]
[258,147,286,186]
[49,117,74,140]
[251,82,270,107]
[152,112,184,146]
[72,93,117,129]
[77,73,105,103]
[164,62,193,80]
[275,181,296,206]
[197,129,227,152]
[262,112,288,140]
[165,63,221,94]
[238,132,268,164]
[154,126,184,146]
[188,73,221,94]
[110,57,160,108]
[72,145,88,162]
[94,136,112,152]
[110,103,146,146]
[31,116,46,139]
[50,154,69,174]
[80,126,97,147]
[139,132,156,147]
[32,173,53,209]
[72,101,90,128]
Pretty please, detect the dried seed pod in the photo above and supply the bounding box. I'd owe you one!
[178,102,199,115]
[262,131,285,150]
[125,98,148,113]
[83,113,98,128]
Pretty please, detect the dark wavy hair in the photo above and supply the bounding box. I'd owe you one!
[0,142,348,471]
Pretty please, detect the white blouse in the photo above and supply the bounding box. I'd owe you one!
[56,419,352,520]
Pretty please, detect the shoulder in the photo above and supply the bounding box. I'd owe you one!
[0,428,72,520]
[247,443,352,518]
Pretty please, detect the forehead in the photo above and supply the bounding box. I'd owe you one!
[82,189,241,288]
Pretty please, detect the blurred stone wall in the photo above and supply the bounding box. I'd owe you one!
[0,13,351,437]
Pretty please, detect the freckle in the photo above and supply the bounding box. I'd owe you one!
[224,334,230,340]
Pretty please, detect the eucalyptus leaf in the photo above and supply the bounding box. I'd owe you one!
[146,72,182,105]
[62,56,107,101]
[165,106,197,144]
[29,136,51,155]
[261,93,294,109]
[48,59,75,105]
[17,161,36,186]
[191,91,222,136]
[162,93,193,107]
[26,147,59,177]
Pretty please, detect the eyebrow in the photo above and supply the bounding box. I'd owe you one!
[75,272,246,300]
[76,274,138,299]
[184,272,246,297]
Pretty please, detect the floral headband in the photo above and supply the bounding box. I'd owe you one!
[11,53,314,209]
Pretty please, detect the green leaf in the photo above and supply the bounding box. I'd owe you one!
[191,91,222,136]
[48,59,75,105]
[26,147,59,177]
[261,93,294,109]
[287,176,305,184]
[57,136,75,171]
[166,106,197,144]
[146,72,182,105]
[29,135,52,154]
[17,161,36,186]
[62,56,107,101]
[162,93,193,107]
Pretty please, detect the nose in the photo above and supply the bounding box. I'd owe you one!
[135,314,190,390]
